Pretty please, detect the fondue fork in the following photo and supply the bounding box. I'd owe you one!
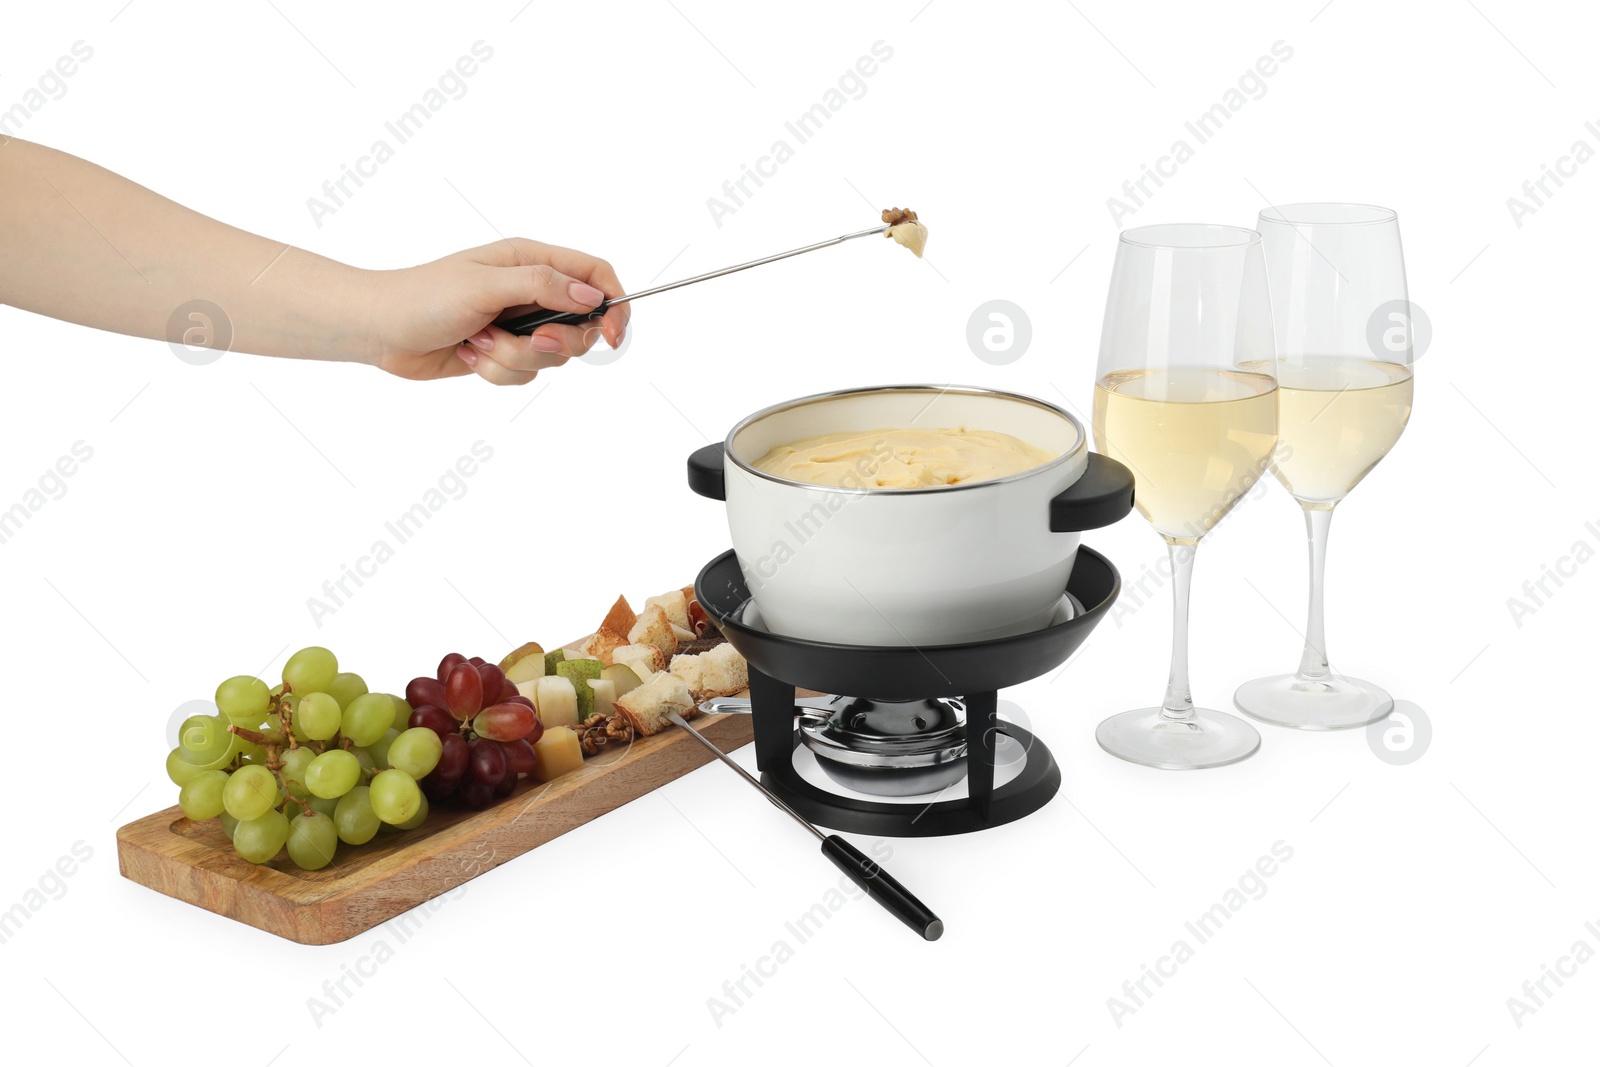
[494,224,894,335]
[665,709,944,941]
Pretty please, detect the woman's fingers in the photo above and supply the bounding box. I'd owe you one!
[531,323,611,358]
[455,341,540,386]
[471,239,628,344]
[455,323,577,384]
[539,245,630,343]
[597,304,627,349]
[481,262,606,318]
[483,321,610,363]
[459,239,628,370]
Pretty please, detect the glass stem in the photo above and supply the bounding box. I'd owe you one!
[1296,506,1335,681]
[1160,542,1197,721]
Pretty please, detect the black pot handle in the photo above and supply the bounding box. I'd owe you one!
[688,442,726,501]
[1049,453,1135,532]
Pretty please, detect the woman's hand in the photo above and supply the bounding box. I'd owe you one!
[368,238,630,385]
[0,140,626,381]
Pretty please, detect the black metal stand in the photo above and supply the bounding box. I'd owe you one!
[749,663,798,773]
[747,664,1061,838]
[696,545,1120,839]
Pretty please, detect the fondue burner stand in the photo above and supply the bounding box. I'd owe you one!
[694,546,1121,838]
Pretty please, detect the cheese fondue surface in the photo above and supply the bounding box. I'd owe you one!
[752,426,1057,489]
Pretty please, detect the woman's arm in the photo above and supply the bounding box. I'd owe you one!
[0,137,628,384]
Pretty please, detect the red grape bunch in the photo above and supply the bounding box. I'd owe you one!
[405,653,544,810]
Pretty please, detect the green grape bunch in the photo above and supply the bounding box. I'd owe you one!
[163,647,440,871]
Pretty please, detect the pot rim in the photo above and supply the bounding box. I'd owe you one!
[723,384,1088,496]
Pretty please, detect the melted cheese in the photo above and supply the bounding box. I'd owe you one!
[753,426,1056,489]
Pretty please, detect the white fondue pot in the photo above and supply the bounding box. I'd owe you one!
[687,386,1134,647]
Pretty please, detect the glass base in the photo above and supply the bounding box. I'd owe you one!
[1095,707,1262,770]
[1233,673,1394,731]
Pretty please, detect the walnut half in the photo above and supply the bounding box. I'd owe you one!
[575,713,635,757]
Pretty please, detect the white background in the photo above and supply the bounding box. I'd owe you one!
[2,2,1595,1064]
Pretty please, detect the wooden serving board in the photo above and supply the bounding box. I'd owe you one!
[117,712,755,945]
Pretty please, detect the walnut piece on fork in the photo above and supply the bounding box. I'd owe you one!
[882,207,929,258]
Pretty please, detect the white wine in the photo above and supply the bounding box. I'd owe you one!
[1258,356,1412,506]
[1093,367,1278,545]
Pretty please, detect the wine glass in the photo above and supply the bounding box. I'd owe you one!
[1234,203,1414,729]
[1092,224,1278,770]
